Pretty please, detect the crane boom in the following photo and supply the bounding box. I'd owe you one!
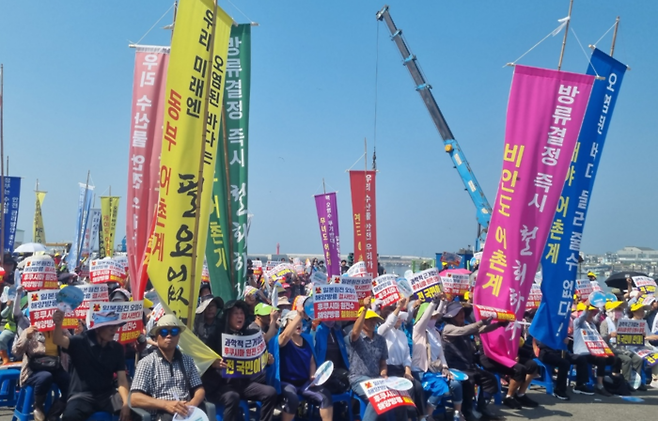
[376,5,492,250]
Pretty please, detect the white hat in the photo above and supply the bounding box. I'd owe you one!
[149,314,186,337]
[281,310,298,328]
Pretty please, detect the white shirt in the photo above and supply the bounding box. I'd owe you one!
[377,313,412,368]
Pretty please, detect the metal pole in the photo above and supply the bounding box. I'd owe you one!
[557,0,574,71]
[610,16,620,57]
[76,171,91,267]
[322,178,326,194]
[0,64,5,263]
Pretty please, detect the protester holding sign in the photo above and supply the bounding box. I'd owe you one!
[572,302,619,396]
[314,321,350,393]
[441,302,506,421]
[627,302,658,387]
[203,300,277,421]
[599,301,644,389]
[52,309,131,421]
[278,310,333,421]
[131,315,207,421]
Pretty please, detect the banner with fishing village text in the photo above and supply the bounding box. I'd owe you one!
[350,170,378,278]
[66,182,93,270]
[2,176,20,252]
[146,0,233,328]
[530,50,626,351]
[99,196,120,258]
[315,192,341,277]
[126,46,169,299]
[33,191,46,244]
[206,24,251,300]
[474,65,594,367]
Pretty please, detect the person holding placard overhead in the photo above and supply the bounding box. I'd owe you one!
[278,310,333,421]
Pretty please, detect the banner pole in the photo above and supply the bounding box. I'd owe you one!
[186,0,219,329]
[77,171,91,267]
[610,16,620,57]
[557,0,574,71]
[0,64,4,262]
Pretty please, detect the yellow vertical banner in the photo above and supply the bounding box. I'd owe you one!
[147,0,232,327]
[100,196,120,257]
[33,191,46,244]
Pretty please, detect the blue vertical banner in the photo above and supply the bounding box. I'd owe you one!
[66,183,94,270]
[2,176,21,252]
[530,49,627,350]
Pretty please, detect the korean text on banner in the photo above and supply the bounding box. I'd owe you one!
[29,290,77,332]
[221,331,268,378]
[531,50,626,351]
[33,191,46,244]
[126,46,169,300]
[334,275,372,304]
[146,0,232,328]
[474,65,594,367]
[2,177,20,252]
[526,284,542,310]
[372,275,400,307]
[633,276,657,294]
[631,347,658,367]
[21,255,58,291]
[84,209,101,258]
[100,197,120,258]
[575,279,593,300]
[315,193,341,277]
[86,301,144,344]
[313,284,359,321]
[616,319,646,346]
[73,284,109,319]
[359,378,415,415]
[347,261,367,278]
[349,171,378,278]
[265,263,295,284]
[474,305,516,322]
[90,258,128,285]
[66,182,94,269]
[407,268,441,302]
[440,270,470,298]
[581,328,614,357]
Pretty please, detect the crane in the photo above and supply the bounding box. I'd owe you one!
[376,5,492,251]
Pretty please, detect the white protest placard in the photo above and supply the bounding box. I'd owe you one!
[371,274,400,307]
[441,271,470,297]
[28,289,77,332]
[73,283,109,319]
[86,300,144,344]
[114,255,129,274]
[633,276,657,294]
[359,378,415,415]
[221,331,268,378]
[590,280,603,293]
[90,258,127,284]
[526,284,542,310]
[333,275,372,304]
[347,261,367,278]
[265,263,295,283]
[407,268,441,302]
[575,279,593,300]
[581,328,614,357]
[311,271,328,285]
[617,319,646,346]
[21,255,58,291]
[313,284,359,321]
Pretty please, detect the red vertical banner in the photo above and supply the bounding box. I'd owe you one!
[126,46,169,299]
[349,171,378,278]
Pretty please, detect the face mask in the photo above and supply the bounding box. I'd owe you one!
[613,310,623,320]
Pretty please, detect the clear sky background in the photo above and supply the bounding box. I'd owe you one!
[0,1,656,258]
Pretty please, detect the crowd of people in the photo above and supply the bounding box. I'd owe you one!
[1,254,658,421]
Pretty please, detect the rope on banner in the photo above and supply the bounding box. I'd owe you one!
[504,18,570,68]
[570,27,604,80]
[226,0,259,26]
[345,153,366,172]
[592,20,618,50]
[129,2,176,46]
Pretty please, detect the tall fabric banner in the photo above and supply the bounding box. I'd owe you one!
[206,24,251,300]
[349,171,378,278]
[100,197,120,258]
[146,0,232,327]
[66,183,94,270]
[33,191,46,244]
[126,46,169,299]
[474,66,594,367]
[2,177,20,252]
[530,50,627,350]
[85,209,101,255]
[314,192,341,277]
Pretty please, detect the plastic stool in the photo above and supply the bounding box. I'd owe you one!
[0,368,20,407]
[12,384,59,421]
[531,359,554,395]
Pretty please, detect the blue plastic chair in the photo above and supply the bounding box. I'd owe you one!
[305,391,354,421]
[216,400,255,421]
[11,384,58,421]
[531,359,555,395]
[0,368,20,407]
[86,413,117,421]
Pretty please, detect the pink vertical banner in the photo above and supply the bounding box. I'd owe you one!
[314,192,341,277]
[126,46,169,299]
[474,66,594,367]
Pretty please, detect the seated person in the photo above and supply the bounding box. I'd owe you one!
[52,309,131,421]
[203,300,278,421]
[600,301,644,390]
[627,302,658,388]
[131,315,206,421]
[194,296,223,345]
[250,303,280,342]
[315,320,350,395]
[278,311,333,421]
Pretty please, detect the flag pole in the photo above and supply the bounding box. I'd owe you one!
[187,0,218,328]
[557,0,574,71]
[0,64,5,263]
[76,171,91,268]
[610,16,620,57]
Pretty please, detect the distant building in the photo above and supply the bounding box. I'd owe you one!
[616,246,658,263]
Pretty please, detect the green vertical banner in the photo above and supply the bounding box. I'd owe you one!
[206,24,251,300]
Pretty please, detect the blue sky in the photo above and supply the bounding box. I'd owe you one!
[0,1,656,257]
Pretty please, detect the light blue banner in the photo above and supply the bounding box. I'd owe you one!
[2,176,21,252]
[66,183,94,270]
[530,49,627,350]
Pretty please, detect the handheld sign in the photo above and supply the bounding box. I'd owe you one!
[73,284,109,319]
[313,284,359,321]
[358,378,415,415]
[333,276,372,305]
[440,270,470,297]
[220,331,268,378]
[371,275,400,307]
[347,261,367,277]
[384,377,414,391]
[575,279,593,301]
[449,369,469,381]
[616,319,646,346]
[173,406,209,421]
[525,284,542,310]
[407,268,441,302]
[632,276,657,294]
[56,286,84,313]
[589,291,606,309]
[29,290,78,332]
[604,292,617,303]
[395,278,414,299]
[21,255,58,291]
[303,296,315,320]
[581,328,614,357]
[307,360,334,389]
[474,305,516,322]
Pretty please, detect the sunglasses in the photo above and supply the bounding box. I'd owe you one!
[158,327,181,338]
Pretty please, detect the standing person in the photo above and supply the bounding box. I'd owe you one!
[203,300,278,421]
[130,315,207,421]
[52,309,131,421]
[340,260,349,275]
[347,301,406,421]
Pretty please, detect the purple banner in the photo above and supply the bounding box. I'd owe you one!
[474,65,594,367]
[314,192,341,277]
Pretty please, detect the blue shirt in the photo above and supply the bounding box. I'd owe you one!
[280,337,313,386]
